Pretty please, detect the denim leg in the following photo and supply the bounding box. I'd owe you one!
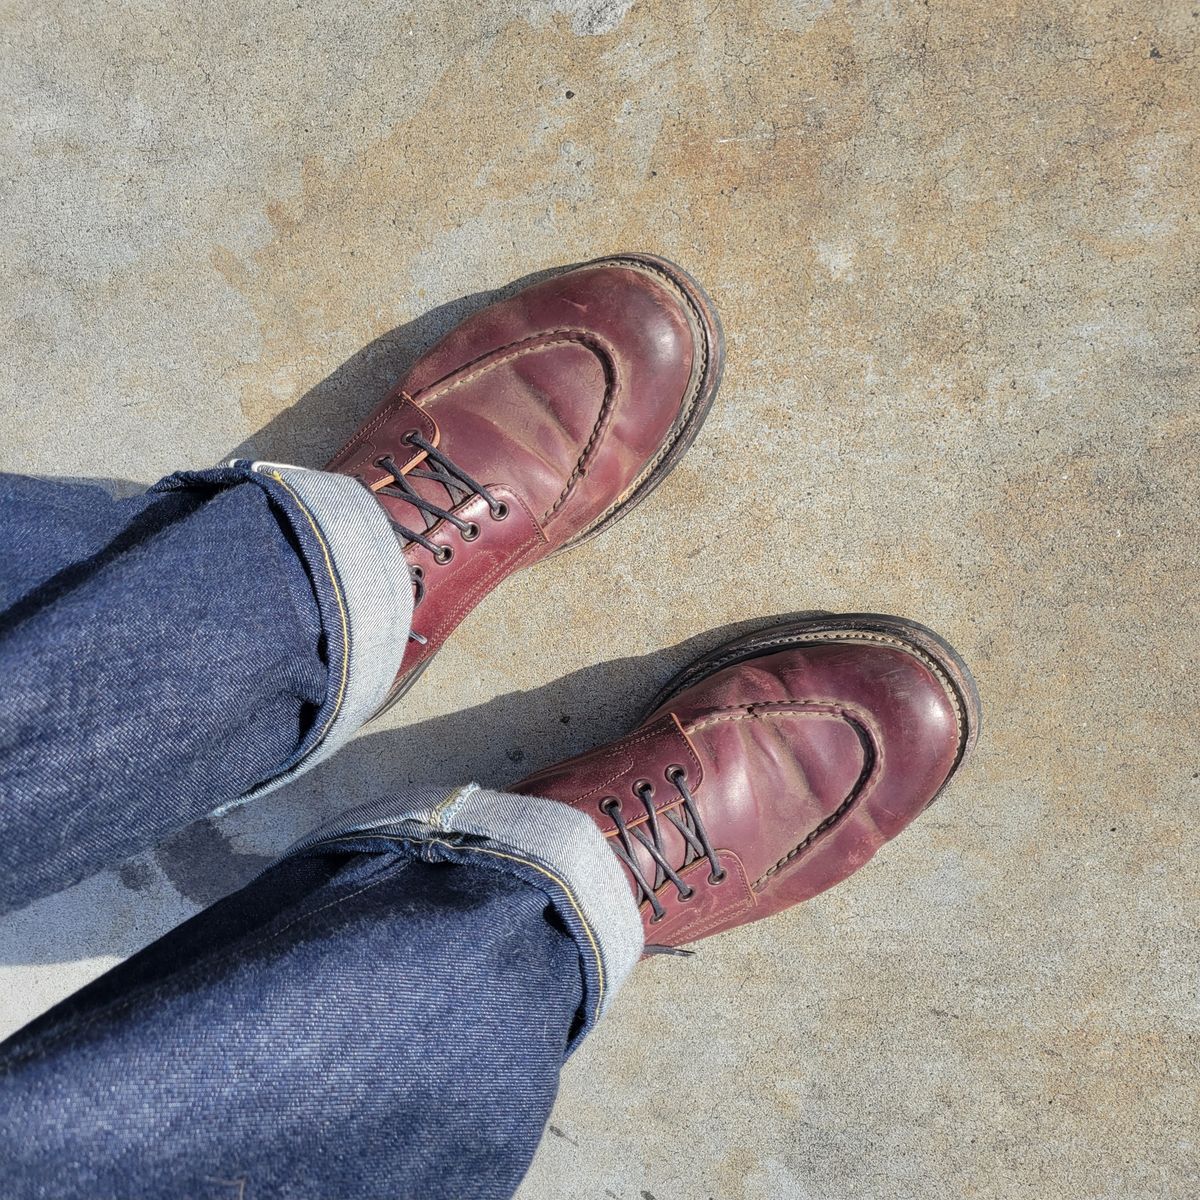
[0,837,590,1200]
[0,465,410,913]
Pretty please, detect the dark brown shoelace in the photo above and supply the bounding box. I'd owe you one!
[373,431,509,640]
[601,767,725,923]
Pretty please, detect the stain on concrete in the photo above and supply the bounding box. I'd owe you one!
[535,0,637,37]
[152,819,276,909]
[116,860,155,893]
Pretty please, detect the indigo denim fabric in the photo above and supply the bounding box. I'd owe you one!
[290,782,645,1015]
[225,461,411,809]
[0,465,408,913]
[0,467,644,1198]
[0,836,586,1200]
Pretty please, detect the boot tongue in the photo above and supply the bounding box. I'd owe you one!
[344,396,478,539]
[515,714,704,900]
[326,390,442,510]
[377,455,471,537]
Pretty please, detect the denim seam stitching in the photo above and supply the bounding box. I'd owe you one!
[429,783,478,831]
[420,838,606,1022]
[265,470,351,748]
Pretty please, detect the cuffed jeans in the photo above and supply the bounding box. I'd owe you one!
[0,465,644,1199]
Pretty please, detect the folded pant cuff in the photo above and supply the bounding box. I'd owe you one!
[285,785,645,1030]
[217,461,411,808]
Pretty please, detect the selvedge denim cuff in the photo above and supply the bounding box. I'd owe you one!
[168,461,411,810]
[285,784,645,1036]
[238,461,411,802]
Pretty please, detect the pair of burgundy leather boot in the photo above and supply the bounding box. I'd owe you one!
[327,254,980,950]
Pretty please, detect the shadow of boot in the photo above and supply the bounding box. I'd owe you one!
[0,612,814,967]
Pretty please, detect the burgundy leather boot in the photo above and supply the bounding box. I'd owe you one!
[515,614,981,949]
[326,253,722,709]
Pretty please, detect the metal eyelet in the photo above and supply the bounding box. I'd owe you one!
[708,869,727,885]
[411,564,424,580]
[491,501,510,521]
[633,779,654,798]
[599,796,620,815]
[678,887,695,902]
[648,911,664,924]
[666,765,686,782]
[433,545,453,565]
[400,429,420,445]
[460,521,480,542]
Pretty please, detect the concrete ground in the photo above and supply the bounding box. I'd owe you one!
[2,1,1196,1197]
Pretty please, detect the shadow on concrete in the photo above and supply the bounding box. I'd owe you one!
[52,476,149,499]
[0,614,790,967]
[0,259,647,976]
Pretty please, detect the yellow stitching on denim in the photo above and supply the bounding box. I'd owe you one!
[430,784,476,830]
[269,471,350,745]
[430,841,607,1022]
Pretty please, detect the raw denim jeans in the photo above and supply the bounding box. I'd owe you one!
[0,466,643,1199]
